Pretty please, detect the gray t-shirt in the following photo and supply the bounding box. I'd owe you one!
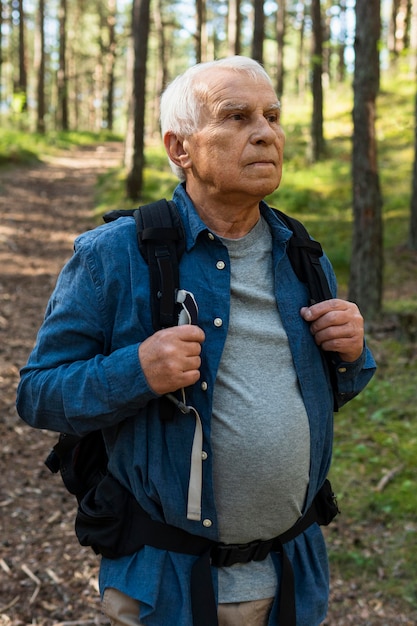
[211,216,310,602]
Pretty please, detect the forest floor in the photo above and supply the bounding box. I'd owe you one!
[0,143,416,625]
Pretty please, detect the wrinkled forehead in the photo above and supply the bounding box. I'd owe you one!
[192,67,278,114]
[193,67,275,104]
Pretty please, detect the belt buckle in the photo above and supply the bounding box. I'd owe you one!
[211,538,273,567]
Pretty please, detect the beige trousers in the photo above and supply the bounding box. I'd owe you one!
[102,587,274,626]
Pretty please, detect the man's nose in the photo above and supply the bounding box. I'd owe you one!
[251,116,277,144]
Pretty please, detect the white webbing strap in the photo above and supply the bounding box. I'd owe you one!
[186,406,203,521]
[165,391,203,522]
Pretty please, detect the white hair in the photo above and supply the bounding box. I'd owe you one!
[160,56,274,181]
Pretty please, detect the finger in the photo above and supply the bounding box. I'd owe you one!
[300,299,349,322]
[180,354,202,371]
[318,337,364,362]
[313,323,354,346]
[181,339,203,357]
[175,324,206,343]
[309,311,353,335]
[311,322,364,362]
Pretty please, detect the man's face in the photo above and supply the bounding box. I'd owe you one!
[181,68,285,205]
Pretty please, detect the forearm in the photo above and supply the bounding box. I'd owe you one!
[16,342,157,435]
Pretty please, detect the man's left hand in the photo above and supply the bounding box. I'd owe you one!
[300,299,364,363]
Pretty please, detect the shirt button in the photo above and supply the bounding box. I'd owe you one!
[208,232,215,240]
[338,367,347,373]
[216,260,226,270]
[202,451,208,460]
[203,518,212,528]
[214,317,223,327]
[201,381,208,391]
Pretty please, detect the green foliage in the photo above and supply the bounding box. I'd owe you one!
[0,130,44,166]
[92,144,177,219]
[326,343,417,608]
[0,129,123,168]
[46,130,123,150]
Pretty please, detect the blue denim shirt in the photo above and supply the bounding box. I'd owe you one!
[17,184,376,625]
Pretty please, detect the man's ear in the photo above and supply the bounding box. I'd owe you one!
[164,132,192,170]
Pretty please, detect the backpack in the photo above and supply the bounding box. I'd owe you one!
[45,199,335,503]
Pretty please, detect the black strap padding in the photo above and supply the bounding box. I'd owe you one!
[103,208,136,222]
[134,199,185,330]
[272,208,332,304]
[273,208,339,410]
[103,200,186,331]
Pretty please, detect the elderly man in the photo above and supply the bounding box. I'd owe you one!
[17,57,376,626]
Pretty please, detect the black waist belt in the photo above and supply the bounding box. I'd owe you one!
[76,476,339,626]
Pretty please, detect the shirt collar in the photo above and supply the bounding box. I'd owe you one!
[172,183,292,249]
[259,201,293,243]
[172,183,210,252]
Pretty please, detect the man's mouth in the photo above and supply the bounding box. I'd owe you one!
[248,160,276,166]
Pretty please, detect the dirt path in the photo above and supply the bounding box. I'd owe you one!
[0,144,416,625]
[0,144,122,625]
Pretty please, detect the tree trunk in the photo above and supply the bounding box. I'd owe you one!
[106,0,117,131]
[389,0,411,55]
[276,0,285,97]
[126,0,150,201]
[337,0,347,83]
[409,77,417,249]
[349,0,383,320]
[57,0,69,130]
[310,0,325,161]
[35,0,46,133]
[227,0,241,56]
[151,0,168,135]
[409,0,417,75]
[251,0,264,64]
[195,0,208,63]
[322,4,331,81]
[388,0,401,56]
[154,0,168,90]
[17,0,27,110]
[402,0,413,49]
[296,2,306,95]
[0,0,3,111]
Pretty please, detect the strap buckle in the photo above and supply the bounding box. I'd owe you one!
[210,538,274,568]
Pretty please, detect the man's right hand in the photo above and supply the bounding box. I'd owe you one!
[138,325,205,395]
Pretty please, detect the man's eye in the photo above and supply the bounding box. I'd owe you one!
[231,113,244,121]
[266,114,279,123]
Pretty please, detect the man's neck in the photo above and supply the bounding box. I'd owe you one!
[185,184,262,239]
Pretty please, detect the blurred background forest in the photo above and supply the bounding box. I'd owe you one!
[2,0,417,317]
[0,0,416,624]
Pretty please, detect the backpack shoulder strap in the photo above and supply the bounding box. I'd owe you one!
[103,199,185,331]
[134,199,185,330]
[273,208,339,409]
[272,207,333,304]
[103,208,136,222]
